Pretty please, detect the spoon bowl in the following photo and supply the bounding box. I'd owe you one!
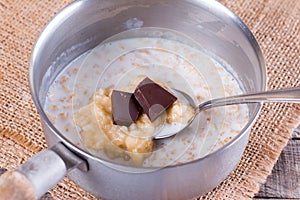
[154,86,300,139]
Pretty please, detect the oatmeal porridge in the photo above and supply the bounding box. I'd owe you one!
[73,77,195,165]
[44,29,249,167]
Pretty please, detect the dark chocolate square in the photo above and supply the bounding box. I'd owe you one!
[134,77,177,122]
[111,90,141,126]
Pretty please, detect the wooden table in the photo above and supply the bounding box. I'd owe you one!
[255,126,300,199]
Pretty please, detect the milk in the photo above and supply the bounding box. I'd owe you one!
[44,32,249,167]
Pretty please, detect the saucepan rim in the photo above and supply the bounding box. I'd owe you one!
[29,0,266,171]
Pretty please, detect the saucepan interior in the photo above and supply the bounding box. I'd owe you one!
[30,0,265,177]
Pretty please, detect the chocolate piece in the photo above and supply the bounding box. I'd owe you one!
[134,77,177,122]
[111,90,141,126]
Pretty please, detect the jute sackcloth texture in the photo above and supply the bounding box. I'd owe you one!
[0,0,299,199]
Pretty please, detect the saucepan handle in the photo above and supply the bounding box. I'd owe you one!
[0,143,87,200]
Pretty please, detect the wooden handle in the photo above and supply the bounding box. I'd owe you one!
[0,170,36,200]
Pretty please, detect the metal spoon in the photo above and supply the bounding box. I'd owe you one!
[154,86,300,139]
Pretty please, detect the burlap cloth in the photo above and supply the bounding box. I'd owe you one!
[0,0,299,199]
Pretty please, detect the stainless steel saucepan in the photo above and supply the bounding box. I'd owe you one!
[0,0,266,199]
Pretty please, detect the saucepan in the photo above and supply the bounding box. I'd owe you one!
[0,0,265,199]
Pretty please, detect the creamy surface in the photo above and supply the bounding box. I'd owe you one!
[44,34,249,167]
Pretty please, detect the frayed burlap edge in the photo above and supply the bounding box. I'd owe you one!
[197,104,300,200]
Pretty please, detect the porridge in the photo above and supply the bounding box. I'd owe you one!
[44,29,249,167]
[73,77,195,165]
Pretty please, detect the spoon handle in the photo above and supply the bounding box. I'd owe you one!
[198,86,300,111]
